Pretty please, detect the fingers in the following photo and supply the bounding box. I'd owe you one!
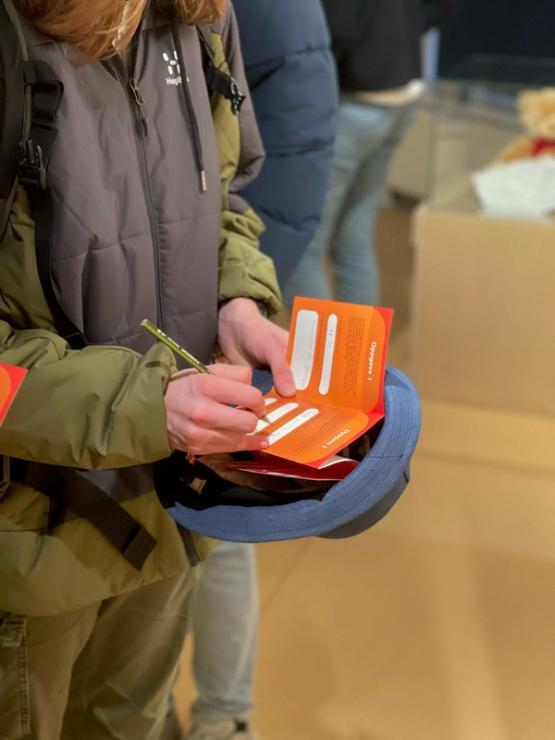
[165,365,269,456]
[171,365,265,416]
[196,372,266,417]
[172,428,268,456]
[186,397,261,434]
[208,363,252,384]
[264,339,296,397]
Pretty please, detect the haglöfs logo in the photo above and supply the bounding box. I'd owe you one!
[162,50,182,86]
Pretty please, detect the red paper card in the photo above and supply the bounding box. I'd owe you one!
[0,363,27,425]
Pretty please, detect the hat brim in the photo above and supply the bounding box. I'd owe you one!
[168,367,421,542]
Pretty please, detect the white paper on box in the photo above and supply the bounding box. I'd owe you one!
[472,158,555,218]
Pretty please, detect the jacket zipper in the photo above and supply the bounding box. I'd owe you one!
[112,57,166,331]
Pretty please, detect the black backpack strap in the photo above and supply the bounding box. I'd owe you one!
[0,0,27,241]
[20,60,86,348]
[0,1,85,348]
[11,459,158,571]
[196,24,246,116]
[18,61,60,191]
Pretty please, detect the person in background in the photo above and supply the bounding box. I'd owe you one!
[284,0,455,308]
[182,2,337,739]
[0,1,295,739]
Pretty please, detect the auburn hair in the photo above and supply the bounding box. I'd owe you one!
[16,0,227,61]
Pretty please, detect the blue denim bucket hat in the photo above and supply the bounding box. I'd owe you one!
[163,366,421,543]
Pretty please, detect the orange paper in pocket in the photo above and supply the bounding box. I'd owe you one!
[0,363,27,426]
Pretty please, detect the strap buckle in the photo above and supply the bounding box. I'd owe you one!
[17,139,47,191]
[205,62,246,116]
[229,78,246,116]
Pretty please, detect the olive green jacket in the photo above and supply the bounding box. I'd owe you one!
[0,8,281,616]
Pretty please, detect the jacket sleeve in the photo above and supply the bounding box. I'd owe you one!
[0,319,175,469]
[0,199,175,470]
[234,0,338,285]
[215,4,282,316]
[0,320,175,469]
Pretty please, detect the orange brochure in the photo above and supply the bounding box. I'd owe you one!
[255,298,392,470]
[0,363,27,426]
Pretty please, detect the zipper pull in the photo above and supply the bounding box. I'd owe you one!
[129,77,149,136]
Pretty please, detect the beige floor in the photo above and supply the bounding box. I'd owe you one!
[175,208,555,740]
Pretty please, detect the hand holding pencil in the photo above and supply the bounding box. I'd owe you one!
[142,319,271,456]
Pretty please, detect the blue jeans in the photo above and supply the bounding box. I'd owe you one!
[190,541,258,722]
[284,100,412,307]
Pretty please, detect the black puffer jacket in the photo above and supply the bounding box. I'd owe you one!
[322,0,456,92]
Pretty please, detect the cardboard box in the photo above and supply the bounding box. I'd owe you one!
[410,180,555,416]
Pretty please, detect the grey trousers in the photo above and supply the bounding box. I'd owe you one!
[0,569,197,740]
[190,541,258,722]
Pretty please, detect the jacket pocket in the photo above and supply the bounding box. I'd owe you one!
[0,613,31,739]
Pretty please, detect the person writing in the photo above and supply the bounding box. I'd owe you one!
[0,0,294,738]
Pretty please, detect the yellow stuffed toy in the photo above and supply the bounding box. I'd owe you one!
[497,87,555,162]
